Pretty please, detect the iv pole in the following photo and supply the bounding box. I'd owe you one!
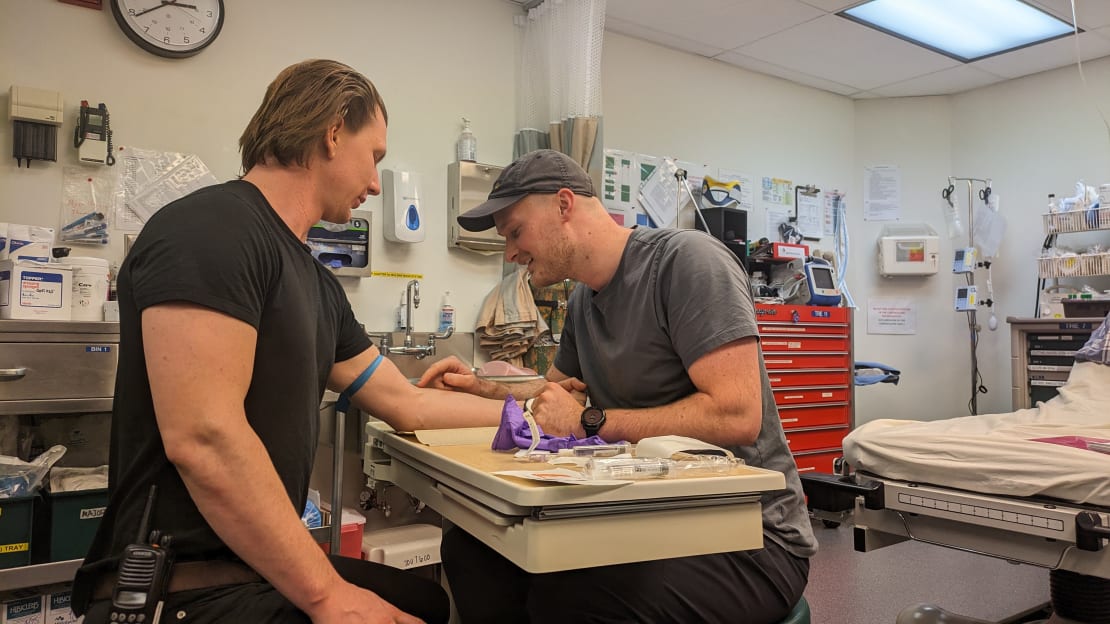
[947,176,991,415]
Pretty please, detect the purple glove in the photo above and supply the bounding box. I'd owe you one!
[491,396,614,452]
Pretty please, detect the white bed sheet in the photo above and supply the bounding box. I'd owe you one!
[844,362,1110,506]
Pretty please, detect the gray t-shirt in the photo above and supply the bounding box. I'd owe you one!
[554,227,817,558]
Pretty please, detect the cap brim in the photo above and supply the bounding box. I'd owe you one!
[457,194,525,232]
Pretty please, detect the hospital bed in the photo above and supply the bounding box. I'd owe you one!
[361,421,786,573]
[801,361,1110,622]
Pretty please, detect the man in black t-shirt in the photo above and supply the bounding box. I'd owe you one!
[73,59,502,624]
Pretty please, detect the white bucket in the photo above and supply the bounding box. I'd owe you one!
[59,256,110,321]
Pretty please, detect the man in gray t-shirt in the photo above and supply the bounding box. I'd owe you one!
[424,149,816,624]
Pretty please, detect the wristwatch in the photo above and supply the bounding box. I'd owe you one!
[580,406,606,437]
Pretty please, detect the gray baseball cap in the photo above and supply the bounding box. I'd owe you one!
[457,149,595,232]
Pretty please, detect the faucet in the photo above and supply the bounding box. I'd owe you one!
[366,279,454,359]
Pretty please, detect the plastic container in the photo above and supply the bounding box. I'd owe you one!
[316,507,366,559]
[941,195,964,240]
[59,256,110,321]
[32,488,108,562]
[0,494,34,569]
[456,117,477,162]
[362,524,442,569]
[438,291,455,333]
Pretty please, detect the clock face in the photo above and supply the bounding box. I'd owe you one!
[111,0,224,58]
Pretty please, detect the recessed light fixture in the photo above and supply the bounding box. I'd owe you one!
[839,0,1076,63]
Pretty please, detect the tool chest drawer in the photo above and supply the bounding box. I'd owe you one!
[785,427,850,453]
[777,403,851,429]
[763,352,851,370]
[773,387,850,406]
[766,369,850,388]
[759,334,849,353]
[792,449,843,474]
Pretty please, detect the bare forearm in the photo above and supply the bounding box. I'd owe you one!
[167,414,338,616]
[590,392,760,446]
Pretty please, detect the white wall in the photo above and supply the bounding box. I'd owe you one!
[0,0,521,334]
[4,1,1108,425]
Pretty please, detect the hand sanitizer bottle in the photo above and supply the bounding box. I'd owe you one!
[456,118,477,162]
[438,291,455,333]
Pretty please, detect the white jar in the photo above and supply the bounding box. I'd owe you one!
[59,256,110,321]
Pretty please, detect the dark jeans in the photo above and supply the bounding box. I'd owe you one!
[442,526,809,624]
[82,555,449,624]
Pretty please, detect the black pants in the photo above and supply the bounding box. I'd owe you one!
[442,526,809,624]
[82,555,449,624]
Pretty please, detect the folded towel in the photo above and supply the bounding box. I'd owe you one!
[476,266,550,364]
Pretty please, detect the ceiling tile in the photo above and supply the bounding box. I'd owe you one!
[605,16,726,58]
[870,65,1008,98]
[1026,0,1110,30]
[732,14,960,91]
[605,0,824,50]
[971,29,1110,78]
[796,0,860,11]
[714,49,861,95]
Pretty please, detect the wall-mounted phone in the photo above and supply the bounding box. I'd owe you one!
[954,285,978,311]
[73,100,115,166]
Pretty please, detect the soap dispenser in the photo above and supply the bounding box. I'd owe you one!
[456,117,477,162]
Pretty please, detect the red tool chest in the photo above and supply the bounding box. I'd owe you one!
[755,304,853,475]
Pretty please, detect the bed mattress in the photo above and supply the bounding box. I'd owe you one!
[843,362,1110,507]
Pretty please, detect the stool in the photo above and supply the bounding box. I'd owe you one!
[777,596,811,624]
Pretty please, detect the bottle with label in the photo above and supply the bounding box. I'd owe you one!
[438,291,455,333]
[1047,193,1059,214]
[396,291,408,331]
[456,118,477,162]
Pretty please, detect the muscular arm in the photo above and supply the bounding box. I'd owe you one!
[534,338,763,446]
[144,303,418,623]
[331,350,504,431]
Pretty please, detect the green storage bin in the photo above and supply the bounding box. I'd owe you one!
[34,488,108,562]
[0,494,34,569]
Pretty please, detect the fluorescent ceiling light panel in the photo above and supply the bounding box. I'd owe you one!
[841,0,1075,62]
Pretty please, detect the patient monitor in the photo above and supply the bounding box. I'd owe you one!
[797,262,841,307]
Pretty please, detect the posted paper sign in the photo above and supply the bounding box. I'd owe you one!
[867,298,916,335]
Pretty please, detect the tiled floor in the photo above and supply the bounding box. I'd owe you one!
[803,519,1051,624]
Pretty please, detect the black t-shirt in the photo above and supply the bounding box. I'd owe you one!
[75,180,370,600]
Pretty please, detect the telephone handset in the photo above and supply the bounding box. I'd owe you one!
[109,485,175,624]
[73,100,115,166]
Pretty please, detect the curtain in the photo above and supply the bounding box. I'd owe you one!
[514,0,606,169]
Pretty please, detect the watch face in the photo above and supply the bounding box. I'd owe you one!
[582,407,605,427]
[112,0,224,58]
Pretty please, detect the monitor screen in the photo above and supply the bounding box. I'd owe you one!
[810,265,835,290]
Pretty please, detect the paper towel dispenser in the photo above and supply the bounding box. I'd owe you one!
[448,161,505,254]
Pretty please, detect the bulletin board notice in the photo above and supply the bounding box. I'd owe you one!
[867,298,916,335]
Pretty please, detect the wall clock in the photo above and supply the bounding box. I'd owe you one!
[110,0,224,59]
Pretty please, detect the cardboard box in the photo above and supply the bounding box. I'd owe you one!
[43,587,77,624]
[0,260,72,321]
[1,594,43,624]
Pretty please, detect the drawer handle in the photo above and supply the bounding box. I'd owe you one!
[0,367,28,381]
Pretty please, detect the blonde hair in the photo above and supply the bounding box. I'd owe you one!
[239,59,387,172]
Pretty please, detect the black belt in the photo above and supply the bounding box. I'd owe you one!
[92,560,263,601]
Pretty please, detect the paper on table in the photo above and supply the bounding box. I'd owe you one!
[493,468,631,487]
[414,427,499,446]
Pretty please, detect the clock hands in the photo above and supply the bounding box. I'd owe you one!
[132,0,199,18]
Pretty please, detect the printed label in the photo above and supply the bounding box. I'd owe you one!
[0,542,29,554]
[86,346,112,353]
[80,506,106,520]
[20,271,64,309]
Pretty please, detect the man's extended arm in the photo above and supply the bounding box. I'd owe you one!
[144,303,421,623]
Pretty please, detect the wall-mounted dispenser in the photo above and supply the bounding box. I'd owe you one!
[878,223,939,277]
[447,161,505,254]
[383,169,425,243]
[307,208,372,277]
[10,86,64,167]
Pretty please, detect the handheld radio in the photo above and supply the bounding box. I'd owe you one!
[73,101,115,166]
[109,485,175,624]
